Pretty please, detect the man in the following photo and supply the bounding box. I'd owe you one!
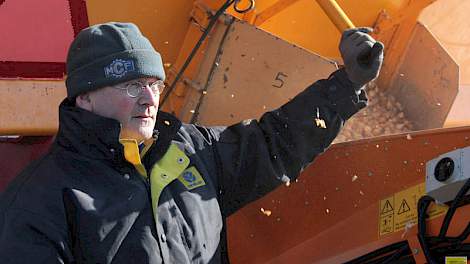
[0,22,383,263]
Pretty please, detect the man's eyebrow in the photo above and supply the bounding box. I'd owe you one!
[124,78,158,85]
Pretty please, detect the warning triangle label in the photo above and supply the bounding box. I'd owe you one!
[381,200,394,215]
[397,199,411,215]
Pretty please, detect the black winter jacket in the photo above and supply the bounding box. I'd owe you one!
[0,69,366,263]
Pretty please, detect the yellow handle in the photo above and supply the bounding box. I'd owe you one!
[316,0,355,32]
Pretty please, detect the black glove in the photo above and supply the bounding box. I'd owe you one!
[339,27,384,87]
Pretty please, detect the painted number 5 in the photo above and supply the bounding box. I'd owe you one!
[272,72,288,88]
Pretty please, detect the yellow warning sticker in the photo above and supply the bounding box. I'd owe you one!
[379,197,394,236]
[379,183,448,237]
[445,256,467,264]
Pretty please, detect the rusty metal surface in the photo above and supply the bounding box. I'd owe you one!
[0,80,65,135]
[375,0,437,91]
[387,22,459,130]
[173,14,232,123]
[419,0,470,85]
[227,126,470,263]
[181,18,337,126]
[419,0,470,128]
[446,84,470,128]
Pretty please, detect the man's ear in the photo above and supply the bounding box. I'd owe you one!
[75,93,93,111]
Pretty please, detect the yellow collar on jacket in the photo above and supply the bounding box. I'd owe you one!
[119,138,154,177]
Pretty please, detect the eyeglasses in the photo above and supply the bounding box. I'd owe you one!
[114,80,165,98]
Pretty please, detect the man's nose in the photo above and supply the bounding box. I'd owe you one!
[139,85,159,106]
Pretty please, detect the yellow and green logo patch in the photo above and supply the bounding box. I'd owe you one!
[445,256,467,264]
[178,166,205,190]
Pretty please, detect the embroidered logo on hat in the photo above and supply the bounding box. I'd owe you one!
[104,59,135,78]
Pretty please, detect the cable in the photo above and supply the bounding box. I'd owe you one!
[439,177,470,239]
[432,243,470,255]
[189,16,235,124]
[417,195,438,264]
[416,177,470,263]
[159,0,236,110]
[344,241,411,264]
[348,176,470,263]
[381,244,412,264]
[456,222,470,243]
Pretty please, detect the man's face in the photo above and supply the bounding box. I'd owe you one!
[85,77,160,142]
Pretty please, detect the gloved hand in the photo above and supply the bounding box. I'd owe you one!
[339,27,384,87]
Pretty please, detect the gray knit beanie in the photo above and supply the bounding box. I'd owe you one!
[65,22,165,99]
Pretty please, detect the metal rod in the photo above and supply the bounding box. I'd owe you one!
[316,0,355,32]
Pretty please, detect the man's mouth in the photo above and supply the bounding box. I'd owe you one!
[134,115,153,119]
[133,109,156,119]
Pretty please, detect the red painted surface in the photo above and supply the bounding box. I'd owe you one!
[0,62,66,79]
[0,137,53,192]
[0,0,88,79]
[69,0,89,36]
